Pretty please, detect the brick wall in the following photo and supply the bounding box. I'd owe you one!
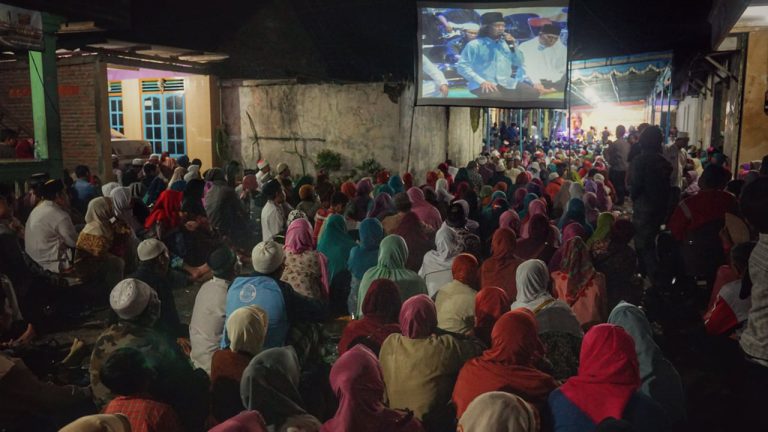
[0,55,111,179]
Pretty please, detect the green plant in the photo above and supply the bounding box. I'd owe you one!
[357,158,384,177]
[315,149,342,172]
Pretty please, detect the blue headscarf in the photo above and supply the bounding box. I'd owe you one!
[317,214,357,281]
[388,175,404,195]
[347,218,384,280]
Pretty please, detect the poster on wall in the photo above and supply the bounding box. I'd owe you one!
[417,1,569,108]
[0,3,43,51]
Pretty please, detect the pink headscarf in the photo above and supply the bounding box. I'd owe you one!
[406,187,443,231]
[284,218,330,297]
[321,345,419,432]
[399,294,437,339]
[209,411,267,432]
[499,210,521,235]
[521,199,548,239]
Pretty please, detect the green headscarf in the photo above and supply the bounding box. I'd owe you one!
[356,235,427,317]
[586,212,616,247]
[317,214,357,281]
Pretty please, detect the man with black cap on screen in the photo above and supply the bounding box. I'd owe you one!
[518,23,568,94]
[457,11,539,99]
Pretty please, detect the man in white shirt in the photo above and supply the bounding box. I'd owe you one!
[24,179,77,273]
[261,179,289,242]
[189,246,238,374]
[421,54,450,98]
[518,24,568,94]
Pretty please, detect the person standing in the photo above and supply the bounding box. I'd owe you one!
[606,125,630,206]
[629,126,672,282]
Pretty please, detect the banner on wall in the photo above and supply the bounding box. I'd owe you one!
[0,3,43,51]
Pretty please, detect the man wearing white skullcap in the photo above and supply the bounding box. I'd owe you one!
[221,241,328,349]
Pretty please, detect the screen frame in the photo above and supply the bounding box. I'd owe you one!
[416,0,570,109]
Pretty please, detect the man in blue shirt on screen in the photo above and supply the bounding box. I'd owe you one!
[457,12,539,100]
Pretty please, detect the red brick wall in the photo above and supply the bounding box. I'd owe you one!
[0,56,111,179]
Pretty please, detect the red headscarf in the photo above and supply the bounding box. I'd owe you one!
[393,212,434,272]
[480,228,523,299]
[560,324,641,424]
[338,279,402,355]
[560,236,596,303]
[493,181,508,193]
[513,188,527,210]
[454,181,470,200]
[341,181,357,199]
[425,171,439,189]
[515,172,529,186]
[548,222,588,272]
[376,170,391,185]
[473,287,510,347]
[453,310,557,418]
[399,294,437,339]
[209,411,267,432]
[321,345,420,432]
[451,253,479,290]
[144,189,183,231]
[402,172,414,191]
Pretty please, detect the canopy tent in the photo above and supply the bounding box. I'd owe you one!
[569,51,672,107]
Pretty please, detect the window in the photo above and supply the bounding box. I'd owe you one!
[140,78,186,157]
[108,81,124,134]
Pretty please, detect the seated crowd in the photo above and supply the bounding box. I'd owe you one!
[0,128,767,432]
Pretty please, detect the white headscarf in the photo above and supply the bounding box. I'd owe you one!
[101,182,120,198]
[510,259,552,311]
[419,224,462,297]
[226,305,269,356]
[435,178,453,204]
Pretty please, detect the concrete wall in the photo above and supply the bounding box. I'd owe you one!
[739,29,768,165]
[220,81,484,182]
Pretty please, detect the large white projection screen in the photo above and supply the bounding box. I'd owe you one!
[418,1,569,108]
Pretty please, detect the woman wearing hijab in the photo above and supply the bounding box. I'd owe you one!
[401,172,414,191]
[282,219,330,300]
[435,254,480,334]
[339,279,402,355]
[368,193,397,220]
[480,185,494,207]
[549,324,669,431]
[592,219,640,310]
[583,192,600,227]
[240,346,321,431]
[453,309,558,418]
[558,198,593,236]
[75,197,126,294]
[553,237,607,329]
[211,306,269,423]
[406,188,442,232]
[594,176,612,212]
[516,214,558,263]
[520,198,548,239]
[167,166,186,191]
[548,222,587,273]
[317,214,357,285]
[517,193,538,220]
[587,212,616,249]
[457,392,539,432]
[393,212,435,273]
[347,218,385,315]
[499,209,521,235]
[511,260,582,372]
[552,179,573,219]
[379,295,483,431]
[481,228,524,299]
[608,302,686,426]
[351,179,374,221]
[473,287,510,347]
[357,235,427,317]
[144,187,184,237]
[419,224,463,297]
[322,345,425,432]
[389,175,405,195]
[109,186,141,272]
[340,181,356,200]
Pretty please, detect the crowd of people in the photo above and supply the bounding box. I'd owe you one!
[1,123,767,432]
